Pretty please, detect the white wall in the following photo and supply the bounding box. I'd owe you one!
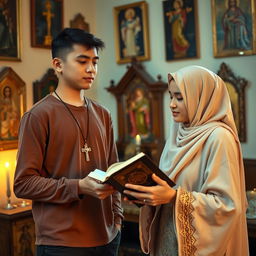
[95,0,256,159]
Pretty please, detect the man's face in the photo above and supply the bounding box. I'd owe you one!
[57,44,99,91]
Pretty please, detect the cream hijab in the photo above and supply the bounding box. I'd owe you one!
[159,65,242,181]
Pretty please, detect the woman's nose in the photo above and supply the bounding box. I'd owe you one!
[170,99,176,108]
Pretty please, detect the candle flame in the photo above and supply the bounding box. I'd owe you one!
[5,162,10,168]
[135,134,141,146]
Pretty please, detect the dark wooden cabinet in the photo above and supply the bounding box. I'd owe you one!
[0,206,35,256]
[119,202,146,256]
[248,219,256,255]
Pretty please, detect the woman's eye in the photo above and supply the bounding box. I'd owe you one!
[177,97,183,101]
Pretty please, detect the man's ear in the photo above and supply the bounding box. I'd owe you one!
[52,58,63,74]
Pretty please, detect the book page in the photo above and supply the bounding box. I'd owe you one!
[107,152,145,176]
[88,169,107,182]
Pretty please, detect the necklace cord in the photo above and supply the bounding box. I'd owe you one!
[54,91,89,143]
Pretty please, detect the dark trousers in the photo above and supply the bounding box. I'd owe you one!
[36,231,121,256]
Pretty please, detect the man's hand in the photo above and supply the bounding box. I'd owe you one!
[115,223,122,231]
[79,176,115,200]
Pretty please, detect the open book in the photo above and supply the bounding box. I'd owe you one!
[88,152,175,205]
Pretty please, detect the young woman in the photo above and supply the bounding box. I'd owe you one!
[124,65,249,256]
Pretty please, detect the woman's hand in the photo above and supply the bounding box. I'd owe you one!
[123,174,177,206]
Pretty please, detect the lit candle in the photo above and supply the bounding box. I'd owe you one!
[135,134,141,146]
[5,162,11,198]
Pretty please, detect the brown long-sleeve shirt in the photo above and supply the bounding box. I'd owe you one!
[14,95,123,247]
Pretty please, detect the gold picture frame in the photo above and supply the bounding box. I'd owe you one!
[217,62,247,142]
[113,1,150,64]
[163,0,200,61]
[0,67,26,150]
[33,68,58,103]
[0,0,21,61]
[211,0,256,57]
[30,0,64,48]
[70,13,90,32]
[106,60,167,163]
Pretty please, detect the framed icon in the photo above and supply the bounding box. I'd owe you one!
[33,68,58,103]
[163,0,200,61]
[0,67,26,150]
[30,0,63,48]
[217,62,248,142]
[106,60,167,163]
[211,0,255,57]
[0,0,21,61]
[70,13,90,32]
[113,1,150,64]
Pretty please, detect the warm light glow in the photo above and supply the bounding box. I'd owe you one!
[0,149,18,207]
[135,134,141,146]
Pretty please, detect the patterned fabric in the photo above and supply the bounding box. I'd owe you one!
[177,189,196,256]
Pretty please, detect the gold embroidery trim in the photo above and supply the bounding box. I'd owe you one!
[177,189,196,256]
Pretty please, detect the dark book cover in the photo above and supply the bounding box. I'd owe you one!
[106,154,175,205]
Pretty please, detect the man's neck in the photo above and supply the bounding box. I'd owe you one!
[53,85,85,107]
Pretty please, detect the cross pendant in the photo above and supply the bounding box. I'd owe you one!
[81,142,91,162]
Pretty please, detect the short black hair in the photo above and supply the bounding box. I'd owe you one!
[51,28,105,59]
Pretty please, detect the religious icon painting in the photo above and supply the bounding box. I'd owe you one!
[70,13,90,32]
[125,82,153,142]
[113,1,150,64]
[211,0,256,57]
[163,0,200,61]
[30,0,63,48]
[217,62,248,142]
[0,67,26,151]
[0,0,21,61]
[106,60,167,163]
[33,68,58,103]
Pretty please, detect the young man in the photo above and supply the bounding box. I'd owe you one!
[14,28,123,256]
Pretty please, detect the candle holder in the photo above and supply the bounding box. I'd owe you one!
[19,200,30,208]
[135,144,141,154]
[4,162,15,210]
[4,197,15,210]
